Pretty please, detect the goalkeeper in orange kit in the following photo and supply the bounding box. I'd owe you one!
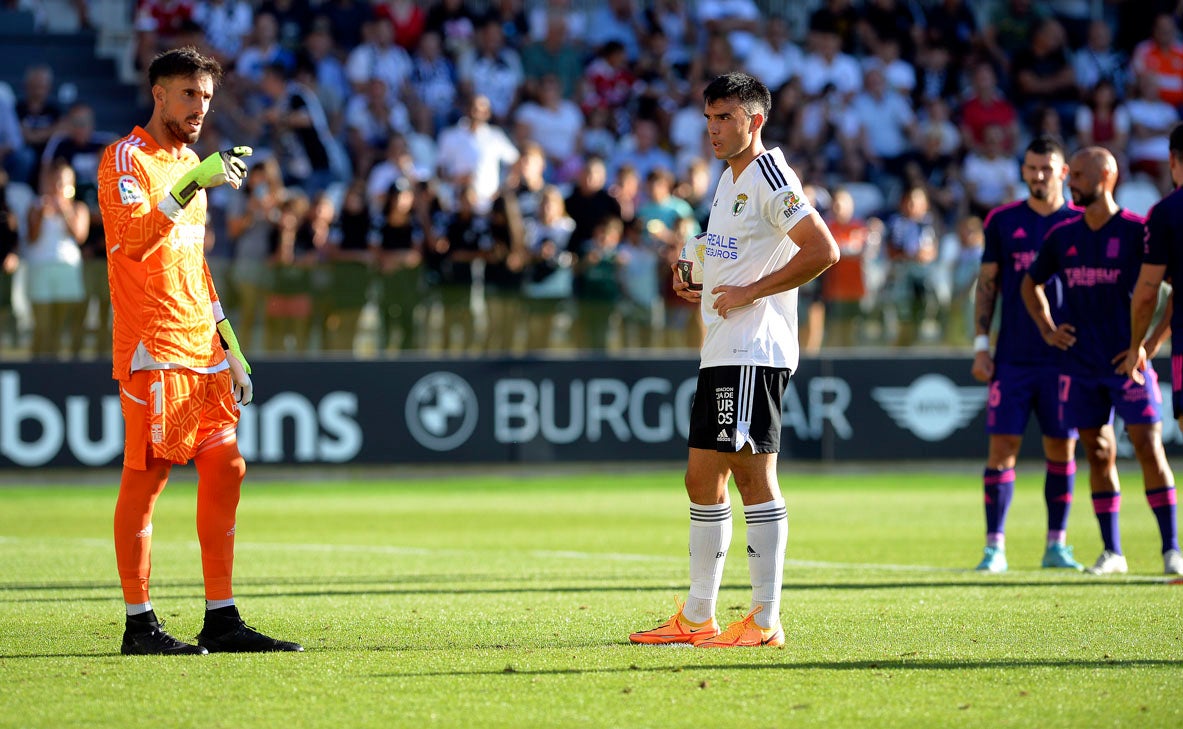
[98,46,301,655]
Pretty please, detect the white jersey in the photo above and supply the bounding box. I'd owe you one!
[697,147,813,371]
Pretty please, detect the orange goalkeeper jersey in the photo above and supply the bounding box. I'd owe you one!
[98,126,227,381]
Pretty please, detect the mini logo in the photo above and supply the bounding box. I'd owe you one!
[150,423,163,443]
[134,524,153,539]
[717,429,729,441]
[1066,246,1078,256]
[405,372,479,452]
[226,524,236,537]
[1013,227,1027,238]
[747,544,761,558]
[1107,237,1120,258]
[732,193,748,215]
[117,175,144,205]
[872,374,988,441]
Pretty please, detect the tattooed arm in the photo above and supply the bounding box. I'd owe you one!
[971,262,1000,383]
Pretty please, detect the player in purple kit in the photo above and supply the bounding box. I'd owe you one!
[1022,146,1179,576]
[970,136,1081,573]
[1118,123,1183,576]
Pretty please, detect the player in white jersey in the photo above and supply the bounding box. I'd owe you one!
[629,72,840,648]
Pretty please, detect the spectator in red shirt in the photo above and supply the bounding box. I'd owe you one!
[375,0,426,50]
[960,62,1019,157]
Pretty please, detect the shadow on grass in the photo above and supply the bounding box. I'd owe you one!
[367,656,1183,679]
[0,573,1173,604]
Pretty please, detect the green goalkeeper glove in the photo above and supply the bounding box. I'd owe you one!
[216,318,252,374]
[217,318,253,405]
[159,146,252,219]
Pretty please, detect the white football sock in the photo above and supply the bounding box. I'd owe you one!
[745,498,787,630]
[684,501,732,624]
[125,601,153,617]
[206,598,236,611]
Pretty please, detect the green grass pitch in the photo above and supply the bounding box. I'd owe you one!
[1,466,1181,728]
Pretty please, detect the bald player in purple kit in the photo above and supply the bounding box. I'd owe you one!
[1118,123,1183,577]
[971,136,1082,573]
[1023,146,1180,576]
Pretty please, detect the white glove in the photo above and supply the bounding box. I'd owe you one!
[226,351,254,406]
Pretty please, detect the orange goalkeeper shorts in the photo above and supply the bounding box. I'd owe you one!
[119,368,239,469]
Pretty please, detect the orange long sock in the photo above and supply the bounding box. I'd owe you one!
[194,439,245,601]
[113,459,172,605]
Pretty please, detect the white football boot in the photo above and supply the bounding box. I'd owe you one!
[1085,550,1128,575]
[1163,549,1183,576]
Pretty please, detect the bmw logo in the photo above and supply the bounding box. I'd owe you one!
[405,372,479,451]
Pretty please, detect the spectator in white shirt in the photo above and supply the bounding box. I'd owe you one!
[436,95,520,214]
[514,74,584,174]
[743,15,802,92]
[799,28,862,97]
[962,124,1021,218]
[1072,19,1126,97]
[345,16,412,99]
[344,77,410,176]
[696,0,762,61]
[193,0,253,64]
[848,65,916,181]
[1126,73,1179,193]
[457,17,525,125]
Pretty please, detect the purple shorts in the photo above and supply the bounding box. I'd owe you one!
[987,363,1076,439]
[1059,367,1162,430]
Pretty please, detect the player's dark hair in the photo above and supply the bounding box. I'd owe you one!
[148,46,223,88]
[703,72,771,118]
[1170,122,1183,160]
[1026,134,1065,161]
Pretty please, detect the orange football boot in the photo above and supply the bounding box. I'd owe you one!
[629,597,720,645]
[696,605,784,648]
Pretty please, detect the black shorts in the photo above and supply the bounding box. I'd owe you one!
[688,365,789,454]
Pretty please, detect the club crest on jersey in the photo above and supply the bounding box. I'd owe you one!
[732,193,748,216]
[118,175,144,205]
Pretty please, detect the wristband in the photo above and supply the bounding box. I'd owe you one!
[973,334,990,353]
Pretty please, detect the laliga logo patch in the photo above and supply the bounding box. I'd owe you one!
[732,193,747,216]
[117,175,144,205]
[405,372,479,451]
[872,374,987,441]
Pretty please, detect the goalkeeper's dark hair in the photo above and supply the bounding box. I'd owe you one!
[1025,135,1066,162]
[148,46,223,88]
[703,72,771,118]
[1170,122,1183,161]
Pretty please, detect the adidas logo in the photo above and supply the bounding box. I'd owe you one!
[717,429,729,442]
[747,544,762,558]
[1066,246,1078,256]
[1013,227,1027,238]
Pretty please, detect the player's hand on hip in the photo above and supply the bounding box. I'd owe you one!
[226,352,254,406]
[1042,322,1076,350]
[1113,346,1147,386]
[710,284,753,319]
[971,351,994,383]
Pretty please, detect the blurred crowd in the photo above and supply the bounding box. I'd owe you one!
[1,0,1182,359]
